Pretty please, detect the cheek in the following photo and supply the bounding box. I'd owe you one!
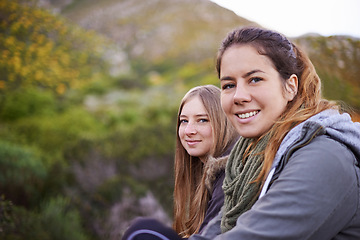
[199,125,213,138]
[221,98,233,121]
[199,125,212,141]
[221,94,230,113]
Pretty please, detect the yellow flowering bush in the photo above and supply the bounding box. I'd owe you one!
[0,0,109,95]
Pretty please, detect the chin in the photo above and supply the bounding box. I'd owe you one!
[238,132,260,139]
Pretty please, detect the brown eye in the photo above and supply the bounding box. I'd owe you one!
[250,77,263,83]
[222,83,235,90]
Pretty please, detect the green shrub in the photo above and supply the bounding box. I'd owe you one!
[9,107,105,165]
[0,141,46,206]
[96,176,147,205]
[0,88,56,121]
[40,197,88,240]
[0,196,88,240]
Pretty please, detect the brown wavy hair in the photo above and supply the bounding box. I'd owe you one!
[216,27,338,183]
[173,85,238,237]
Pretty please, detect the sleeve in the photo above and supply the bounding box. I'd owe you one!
[190,135,359,240]
[198,171,225,234]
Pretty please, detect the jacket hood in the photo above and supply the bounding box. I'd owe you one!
[260,109,360,198]
[318,109,360,160]
[275,109,360,169]
[204,155,227,191]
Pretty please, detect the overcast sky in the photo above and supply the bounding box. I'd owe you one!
[210,0,360,38]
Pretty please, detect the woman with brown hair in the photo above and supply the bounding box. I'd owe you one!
[123,27,360,240]
[192,26,360,239]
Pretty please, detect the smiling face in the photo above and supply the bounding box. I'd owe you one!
[220,44,297,138]
[178,96,213,162]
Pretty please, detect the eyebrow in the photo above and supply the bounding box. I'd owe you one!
[243,69,264,78]
[220,69,265,81]
[180,113,208,118]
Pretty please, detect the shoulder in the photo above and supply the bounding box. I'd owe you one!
[291,134,357,173]
[280,134,359,196]
[268,134,358,198]
[212,171,225,195]
[257,134,360,238]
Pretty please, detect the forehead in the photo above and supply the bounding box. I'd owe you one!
[181,96,207,115]
[220,45,274,75]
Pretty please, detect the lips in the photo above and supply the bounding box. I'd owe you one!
[236,110,259,119]
[186,140,201,146]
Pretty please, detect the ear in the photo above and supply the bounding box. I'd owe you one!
[285,74,298,102]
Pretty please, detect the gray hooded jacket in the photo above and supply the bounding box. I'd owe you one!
[191,109,360,240]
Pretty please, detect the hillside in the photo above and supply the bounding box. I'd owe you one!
[295,35,360,112]
[42,0,360,112]
[42,0,259,63]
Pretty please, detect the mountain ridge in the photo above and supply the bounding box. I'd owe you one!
[41,0,360,113]
[42,0,259,62]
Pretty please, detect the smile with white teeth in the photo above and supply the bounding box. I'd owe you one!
[236,110,259,119]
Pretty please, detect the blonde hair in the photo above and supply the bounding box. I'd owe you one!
[173,85,238,237]
[216,27,338,184]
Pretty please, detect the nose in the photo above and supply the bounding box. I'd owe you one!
[185,122,197,135]
[233,85,251,104]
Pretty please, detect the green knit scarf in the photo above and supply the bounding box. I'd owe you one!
[221,134,270,232]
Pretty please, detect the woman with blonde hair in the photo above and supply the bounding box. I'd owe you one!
[173,85,238,237]
[122,85,238,240]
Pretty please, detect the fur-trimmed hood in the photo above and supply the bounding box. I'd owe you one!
[204,155,228,191]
